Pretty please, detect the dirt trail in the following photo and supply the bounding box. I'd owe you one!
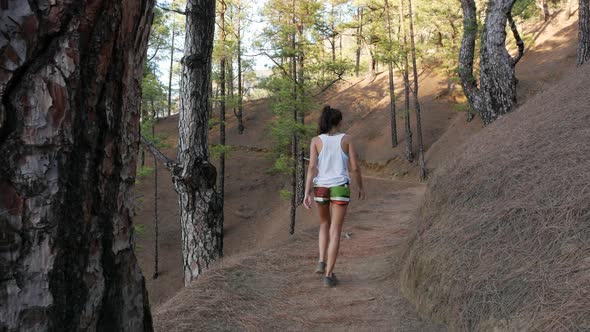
[154,178,445,331]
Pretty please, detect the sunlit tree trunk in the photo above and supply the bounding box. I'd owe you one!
[143,0,223,286]
[400,0,414,162]
[408,0,427,180]
[356,8,364,77]
[0,1,155,330]
[458,0,524,125]
[384,0,398,147]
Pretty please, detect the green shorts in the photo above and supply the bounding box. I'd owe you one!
[313,184,351,205]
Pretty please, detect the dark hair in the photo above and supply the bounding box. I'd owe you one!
[318,105,343,135]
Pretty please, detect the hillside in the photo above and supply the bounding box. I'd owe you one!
[133,11,581,327]
[400,61,590,331]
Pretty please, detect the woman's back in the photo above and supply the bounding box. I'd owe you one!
[313,133,350,187]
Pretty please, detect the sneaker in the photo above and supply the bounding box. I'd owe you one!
[315,261,326,274]
[323,274,338,288]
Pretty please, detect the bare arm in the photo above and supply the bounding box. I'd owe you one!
[303,137,319,209]
[347,136,366,200]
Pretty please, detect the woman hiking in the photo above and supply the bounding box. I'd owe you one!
[303,105,366,288]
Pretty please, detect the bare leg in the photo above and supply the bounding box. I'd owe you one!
[317,203,331,262]
[325,204,348,277]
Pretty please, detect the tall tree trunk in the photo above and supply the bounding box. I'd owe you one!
[458,0,523,125]
[400,0,414,162]
[152,124,160,279]
[297,22,306,206]
[355,8,363,77]
[168,28,176,117]
[408,0,427,180]
[384,0,398,147]
[578,0,590,65]
[236,0,245,134]
[140,0,223,286]
[218,0,227,200]
[330,2,336,62]
[0,1,154,331]
[540,0,550,21]
[289,0,298,235]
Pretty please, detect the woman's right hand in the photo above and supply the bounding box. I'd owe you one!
[358,188,366,200]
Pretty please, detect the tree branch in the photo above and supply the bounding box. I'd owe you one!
[507,10,525,66]
[140,135,181,174]
[156,4,187,16]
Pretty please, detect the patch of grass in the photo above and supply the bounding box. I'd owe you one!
[279,189,292,201]
[135,223,146,237]
[136,166,154,184]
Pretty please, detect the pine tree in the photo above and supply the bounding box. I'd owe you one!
[0,1,155,330]
[458,0,525,125]
[142,0,223,286]
[408,0,426,180]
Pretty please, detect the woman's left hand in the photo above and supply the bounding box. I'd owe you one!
[303,194,313,209]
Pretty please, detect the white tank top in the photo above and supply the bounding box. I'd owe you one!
[313,133,350,187]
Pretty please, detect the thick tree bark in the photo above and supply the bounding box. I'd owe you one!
[400,0,414,162]
[168,28,176,117]
[459,0,522,125]
[176,0,223,285]
[578,0,590,65]
[218,0,227,200]
[384,0,398,148]
[0,1,154,331]
[408,0,426,180]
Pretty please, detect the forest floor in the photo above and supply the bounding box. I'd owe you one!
[134,11,579,330]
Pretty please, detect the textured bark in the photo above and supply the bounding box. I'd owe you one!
[578,0,590,65]
[408,0,426,180]
[400,0,414,162]
[384,0,398,148]
[0,1,154,331]
[459,0,522,125]
[176,0,223,286]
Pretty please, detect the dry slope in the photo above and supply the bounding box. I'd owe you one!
[399,65,590,331]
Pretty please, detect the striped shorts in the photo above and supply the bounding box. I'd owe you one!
[313,183,351,206]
